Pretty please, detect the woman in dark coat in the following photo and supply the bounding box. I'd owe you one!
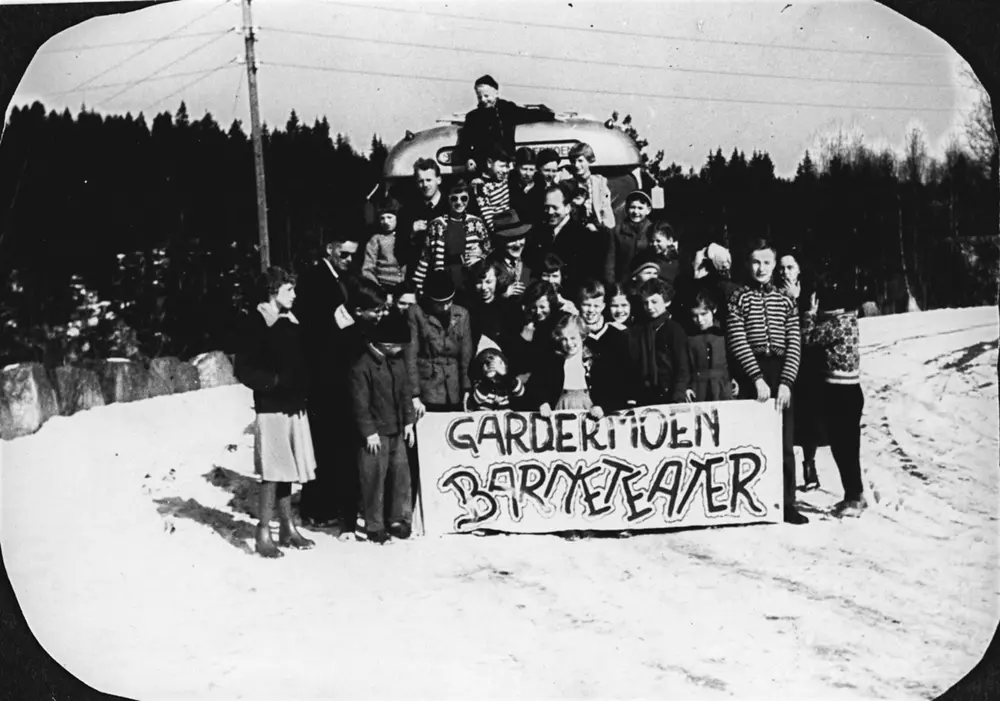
[777,248,826,491]
[234,267,316,558]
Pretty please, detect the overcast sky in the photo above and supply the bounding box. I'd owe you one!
[9,0,983,176]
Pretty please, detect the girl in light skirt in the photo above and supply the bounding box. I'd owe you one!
[234,267,317,558]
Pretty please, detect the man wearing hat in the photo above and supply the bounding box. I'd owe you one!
[490,209,533,298]
[458,74,556,174]
[406,270,473,416]
[606,190,655,284]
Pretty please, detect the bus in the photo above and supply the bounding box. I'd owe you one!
[378,110,653,226]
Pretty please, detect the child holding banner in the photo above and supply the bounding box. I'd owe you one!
[628,278,691,406]
[726,238,807,525]
[528,313,623,416]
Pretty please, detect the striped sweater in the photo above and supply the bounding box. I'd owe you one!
[726,282,801,388]
[411,214,491,292]
[801,310,860,384]
[475,178,511,233]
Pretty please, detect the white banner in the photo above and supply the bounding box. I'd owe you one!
[417,400,784,535]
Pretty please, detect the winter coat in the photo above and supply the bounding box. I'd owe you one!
[405,303,473,407]
[234,304,308,415]
[685,328,733,402]
[606,218,653,284]
[458,98,556,170]
[628,314,691,405]
[350,345,415,438]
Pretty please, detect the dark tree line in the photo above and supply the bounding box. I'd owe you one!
[0,101,996,368]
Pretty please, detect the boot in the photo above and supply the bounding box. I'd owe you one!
[831,496,867,518]
[783,508,809,525]
[256,482,284,558]
[802,460,820,492]
[278,491,315,549]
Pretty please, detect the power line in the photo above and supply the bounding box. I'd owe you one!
[140,64,234,115]
[51,64,234,95]
[321,1,950,59]
[261,26,953,90]
[61,0,229,97]
[264,61,957,114]
[44,29,228,54]
[100,31,234,106]
[229,68,245,124]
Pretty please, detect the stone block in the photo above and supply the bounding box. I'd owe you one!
[0,362,60,439]
[53,365,106,416]
[191,351,237,389]
[97,358,150,404]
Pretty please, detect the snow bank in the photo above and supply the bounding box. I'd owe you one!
[1,307,997,700]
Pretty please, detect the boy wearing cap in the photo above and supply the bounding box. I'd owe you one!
[458,74,556,174]
[362,197,407,290]
[510,147,540,224]
[606,190,654,284]
[350,311,417,544]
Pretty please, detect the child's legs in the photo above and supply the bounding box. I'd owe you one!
[825,384,865,500]
[358,437,391,533]
[757,356,797,510]
[386,435,414,525]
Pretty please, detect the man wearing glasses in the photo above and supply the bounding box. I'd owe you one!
[294,235,363,530]
[411,180,491,300]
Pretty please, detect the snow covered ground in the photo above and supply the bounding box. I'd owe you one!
[2,306,997,700]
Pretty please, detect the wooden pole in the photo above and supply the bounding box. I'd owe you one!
[242,0,270,272]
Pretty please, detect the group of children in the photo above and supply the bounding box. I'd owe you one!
[234,117,867,554]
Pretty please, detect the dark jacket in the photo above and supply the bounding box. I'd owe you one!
[293,261,361,391]
[468,296,518,351]
[628,315,691,405]
[686,327,733,402]
[458,98,556,169]
[350,345,415,438]
[399,194,449,271]
[606,218,653,284]
[510,180,544,225]
[525,217,606,289]
[234,306,308,415]
[586,323,636,405]
[405,303,473,407]
[526,345,628,413]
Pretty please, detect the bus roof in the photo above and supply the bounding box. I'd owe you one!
[383,114,643,180]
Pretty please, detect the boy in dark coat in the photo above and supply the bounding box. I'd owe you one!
[629,278,690,406]
[349,312,416,544]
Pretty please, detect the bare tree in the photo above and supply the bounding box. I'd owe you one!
[961,65,998,175]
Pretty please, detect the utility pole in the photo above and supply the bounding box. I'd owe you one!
[241,0,270,272]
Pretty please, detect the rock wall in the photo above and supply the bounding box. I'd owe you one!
[1,354,212,440]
